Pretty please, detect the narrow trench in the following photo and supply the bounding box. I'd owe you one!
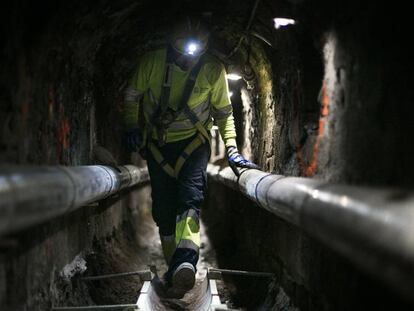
[80,184,279,310]
[2,1,414,311]
[76,18,291,308]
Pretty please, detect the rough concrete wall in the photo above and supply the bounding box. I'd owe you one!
[249,44,280,172]
[1,2,94,165]
[227,21,323,178]
[0,1,159,165]
[0,186,156,310]
[317,17,414,186]
[204,2,414,311]
[203,183,414,310]
[0,2,156,309]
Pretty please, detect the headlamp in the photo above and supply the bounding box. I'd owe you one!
[185,41,199,56]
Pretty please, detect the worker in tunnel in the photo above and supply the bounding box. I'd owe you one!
[122,16,258,298]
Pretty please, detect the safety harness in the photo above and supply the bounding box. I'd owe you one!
[146,47,211,179]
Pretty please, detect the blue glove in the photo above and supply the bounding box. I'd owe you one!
[227,147,260,176]
[125,128,143,152]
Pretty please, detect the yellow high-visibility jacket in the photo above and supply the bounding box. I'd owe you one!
[123,48,237,148]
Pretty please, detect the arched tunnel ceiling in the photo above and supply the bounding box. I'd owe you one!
[2,0,411,85]
[2,0,412,60]
[1,0,305,66]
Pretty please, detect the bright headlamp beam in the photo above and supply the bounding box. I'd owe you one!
[273,18,296,29]
[186,42,199,55]
[226,73,242,81]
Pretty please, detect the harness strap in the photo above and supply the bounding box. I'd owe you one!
[149,132,207,178]
[173,133,206,177]
[182,106,210,140]
[149,142,175,177]
[157,47,175,145]
[159,47,175,112]
[176,60,203,112]
[148,47,210,178]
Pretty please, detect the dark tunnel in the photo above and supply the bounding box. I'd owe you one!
[1,0,414,310]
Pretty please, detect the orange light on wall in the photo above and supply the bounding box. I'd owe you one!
[296,81,329,177]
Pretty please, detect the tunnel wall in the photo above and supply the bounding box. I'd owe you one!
[0,1,153,165]
[0,2,154,310]
[204,2,414,311]
[318,24,414,186]
[0,189,153,310]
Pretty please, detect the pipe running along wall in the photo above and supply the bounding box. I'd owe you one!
[207,164,414,304]
[0,165,149,236]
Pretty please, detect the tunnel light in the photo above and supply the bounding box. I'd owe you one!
[226,73,242,81]
[273,18,296,29]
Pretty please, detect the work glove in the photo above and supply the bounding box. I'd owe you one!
[226,146,260,177]
[125,128,143,153]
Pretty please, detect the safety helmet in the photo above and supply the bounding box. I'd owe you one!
[170,17,210,57]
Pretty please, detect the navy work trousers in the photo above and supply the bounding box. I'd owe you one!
[146,134,210,278]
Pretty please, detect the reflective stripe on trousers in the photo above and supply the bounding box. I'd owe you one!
[161,234,176,265]
[175,209,200,252]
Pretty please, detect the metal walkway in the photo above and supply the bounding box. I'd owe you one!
[137,271,227,310]
[52,267,237,310]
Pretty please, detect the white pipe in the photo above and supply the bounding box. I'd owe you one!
[0,165,149,236]
[207,164,414,303]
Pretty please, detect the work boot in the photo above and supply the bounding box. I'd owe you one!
[166,262,195,299]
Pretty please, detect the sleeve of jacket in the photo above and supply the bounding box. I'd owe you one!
[209,63,237,148]
[123,54,150,130]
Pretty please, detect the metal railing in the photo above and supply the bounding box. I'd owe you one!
[0,165,149,236]
[207,164,414,304]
